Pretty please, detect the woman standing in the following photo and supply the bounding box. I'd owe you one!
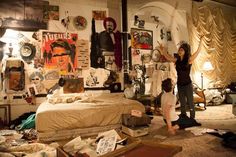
[160,36,204,124]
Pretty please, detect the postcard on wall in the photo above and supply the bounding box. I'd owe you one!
[8,71,24,91]
[92,10,107,20]
[43,5,59,21]
[131,28,153,50]
[27,84,38,96]
[41,31,78,75]
[131,49,142,65]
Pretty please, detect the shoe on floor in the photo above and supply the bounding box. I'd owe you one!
[179,114,190,120]
[190,118,202,126]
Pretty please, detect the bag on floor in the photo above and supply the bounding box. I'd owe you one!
[16,113,36,131]
[222,132,236,149]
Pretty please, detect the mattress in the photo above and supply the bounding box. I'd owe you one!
[36,93,145,141]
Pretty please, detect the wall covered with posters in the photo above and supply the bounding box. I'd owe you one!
[0,0,122,120]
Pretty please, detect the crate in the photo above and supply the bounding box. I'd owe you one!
[57,135,182,157]
[57,147,71,157]
[56,133,139,157]
[101,139,182,157]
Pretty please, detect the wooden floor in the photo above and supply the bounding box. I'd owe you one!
[139,104,236,157]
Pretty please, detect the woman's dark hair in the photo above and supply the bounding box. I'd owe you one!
[179,43,191,64]
[162,78,172,92]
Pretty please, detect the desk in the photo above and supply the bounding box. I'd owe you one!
[0,104,11,126]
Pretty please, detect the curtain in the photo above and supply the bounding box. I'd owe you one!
[188,5,236,88]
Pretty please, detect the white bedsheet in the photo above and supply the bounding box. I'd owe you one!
[36,93,145,133]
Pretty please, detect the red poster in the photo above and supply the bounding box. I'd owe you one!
[42,32,78,75]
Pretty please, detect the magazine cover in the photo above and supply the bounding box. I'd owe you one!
[41,31,78,75]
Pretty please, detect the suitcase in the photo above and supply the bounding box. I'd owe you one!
[122,114,151,127]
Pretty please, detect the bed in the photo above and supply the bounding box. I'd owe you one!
[36,92,145,142]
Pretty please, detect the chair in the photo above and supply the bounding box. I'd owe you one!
[193,83,206,110]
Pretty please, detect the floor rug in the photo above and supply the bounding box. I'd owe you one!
[161,134,236,157]
[176,104,236,120]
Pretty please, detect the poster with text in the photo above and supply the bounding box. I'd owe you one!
[42,32,78,75]
[77,40,89,70]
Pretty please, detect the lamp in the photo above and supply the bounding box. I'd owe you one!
[201,61,214,89]
[48,78,66,94]
[0,29,19,57]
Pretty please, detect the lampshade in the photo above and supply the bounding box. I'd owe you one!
[0,29,19,44]
[203,61,213,71]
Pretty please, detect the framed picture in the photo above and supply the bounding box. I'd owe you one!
[0,0,48,31]
[131,28,153,50]
[63,78,84,93]
[92,10,107,20]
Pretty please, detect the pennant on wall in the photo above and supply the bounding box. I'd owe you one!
[77,40,89,70]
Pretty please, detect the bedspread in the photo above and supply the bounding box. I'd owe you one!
[36,93,145,133]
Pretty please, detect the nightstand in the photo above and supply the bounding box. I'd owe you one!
[226,92,236,104]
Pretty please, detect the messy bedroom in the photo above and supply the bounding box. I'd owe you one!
[0,0,236,156]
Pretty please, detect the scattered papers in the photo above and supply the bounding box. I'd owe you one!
[185,127,216,136]
[0,130,17,136]
[97,129,121,141]
[96,135,117,155]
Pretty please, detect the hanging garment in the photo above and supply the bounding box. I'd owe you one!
[150,62,177,97]
[151,69,163,97]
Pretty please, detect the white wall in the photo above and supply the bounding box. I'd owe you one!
[0,0,121,121]
[128,0,192,53]
[48,0,108,40]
